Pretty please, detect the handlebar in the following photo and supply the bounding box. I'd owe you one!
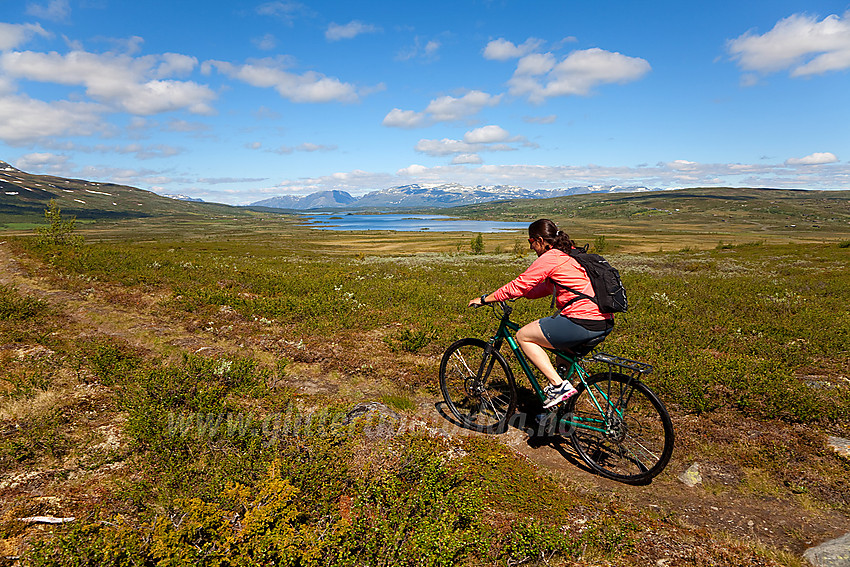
[474,299,513,318]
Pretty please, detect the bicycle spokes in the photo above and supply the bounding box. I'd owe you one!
[568,372,674,484]
[439,338,517,434]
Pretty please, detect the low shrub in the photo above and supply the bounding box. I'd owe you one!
[0,285,48,321]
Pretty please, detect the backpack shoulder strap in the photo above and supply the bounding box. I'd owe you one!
[548,248,598,311]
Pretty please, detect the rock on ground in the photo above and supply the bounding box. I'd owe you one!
[828,436,850,459]
[804,532,850,567]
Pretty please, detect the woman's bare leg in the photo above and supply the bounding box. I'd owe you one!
[516,321,564,387]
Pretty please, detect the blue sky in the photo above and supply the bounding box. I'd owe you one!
[0,0,848,204]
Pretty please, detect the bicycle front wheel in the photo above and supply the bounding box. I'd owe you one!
[439,338,517,433]
[566,372,674,484]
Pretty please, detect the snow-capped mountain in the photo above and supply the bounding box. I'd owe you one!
[252,190,357,209]
[163,194,205,202]
[249,183,652,210]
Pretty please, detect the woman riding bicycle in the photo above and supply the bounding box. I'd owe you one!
[469,219,613,409]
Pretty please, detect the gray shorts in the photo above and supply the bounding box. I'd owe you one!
[538,315,610,351]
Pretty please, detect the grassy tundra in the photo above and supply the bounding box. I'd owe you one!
[0,188,849,566]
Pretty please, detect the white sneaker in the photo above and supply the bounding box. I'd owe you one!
[542,381,578,409]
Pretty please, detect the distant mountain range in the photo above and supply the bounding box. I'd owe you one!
[250,183,654,210]
[251,190,356,210]
[4,158,652,215]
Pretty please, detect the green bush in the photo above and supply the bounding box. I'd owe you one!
[77,337,145,386]
[35,200,83,247]
[470,233,484,254]
[0,285,48,321]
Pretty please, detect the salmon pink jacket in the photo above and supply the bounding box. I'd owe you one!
[491,248,613,322]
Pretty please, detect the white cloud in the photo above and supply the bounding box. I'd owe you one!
[382,108,427,128]
[509,48,651,102]
[383,90,501,129]
[0,22,51,51]
[728,12,850,77]
[514,52,556,75]
[415,127,521,158]
[785,152,839,165]
[0,75,14,95]
[397,164,428,177]
[0,50,215,115]
[73,165,183,188]
[26,0,70,23]
[424,90,502,122]
[154,53,198,77]
[463,125,510,144]
[668,159,698,169]
[415,138,476,156]
[0,93,104,145]
[204,58,360,103]
[125,80,215,115]
[15,152,71,173]
[325,21,380,41]
[452,153,483,165]
[483,38,545,61]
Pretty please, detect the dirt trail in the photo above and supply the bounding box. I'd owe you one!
[2,241,849,558]
[0,241,250,359]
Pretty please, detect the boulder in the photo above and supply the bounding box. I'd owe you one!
[803,532,850,567]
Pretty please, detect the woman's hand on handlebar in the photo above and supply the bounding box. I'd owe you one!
[468,293,490,308]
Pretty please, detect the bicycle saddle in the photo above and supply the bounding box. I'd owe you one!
[562,333,608,358]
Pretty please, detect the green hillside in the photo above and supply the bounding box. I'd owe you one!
[448,186,848,223]
[0,160,250,227]
[439,187,850,250]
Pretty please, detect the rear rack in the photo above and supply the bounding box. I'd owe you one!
[590,352,653,376]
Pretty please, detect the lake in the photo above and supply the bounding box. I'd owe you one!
[298,213,528,233]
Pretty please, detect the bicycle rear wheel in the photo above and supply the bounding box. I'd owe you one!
[439,338,517,433]
[565,372,674,484]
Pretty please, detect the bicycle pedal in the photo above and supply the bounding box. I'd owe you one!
[534,411,556,424]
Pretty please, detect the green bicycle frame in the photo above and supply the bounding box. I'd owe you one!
[485,302,623,434]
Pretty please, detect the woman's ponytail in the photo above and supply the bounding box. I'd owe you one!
[528,218,574,252]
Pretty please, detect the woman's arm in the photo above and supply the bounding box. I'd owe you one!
[490,250,562,302]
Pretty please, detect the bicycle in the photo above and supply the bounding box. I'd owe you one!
[438,300,674,484]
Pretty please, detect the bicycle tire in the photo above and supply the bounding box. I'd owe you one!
[439,338,517,433]
[564,371,674,484]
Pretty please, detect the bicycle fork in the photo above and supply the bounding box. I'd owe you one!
[469,341,505,418]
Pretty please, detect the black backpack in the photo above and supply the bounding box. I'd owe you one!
[552,245,628,314]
